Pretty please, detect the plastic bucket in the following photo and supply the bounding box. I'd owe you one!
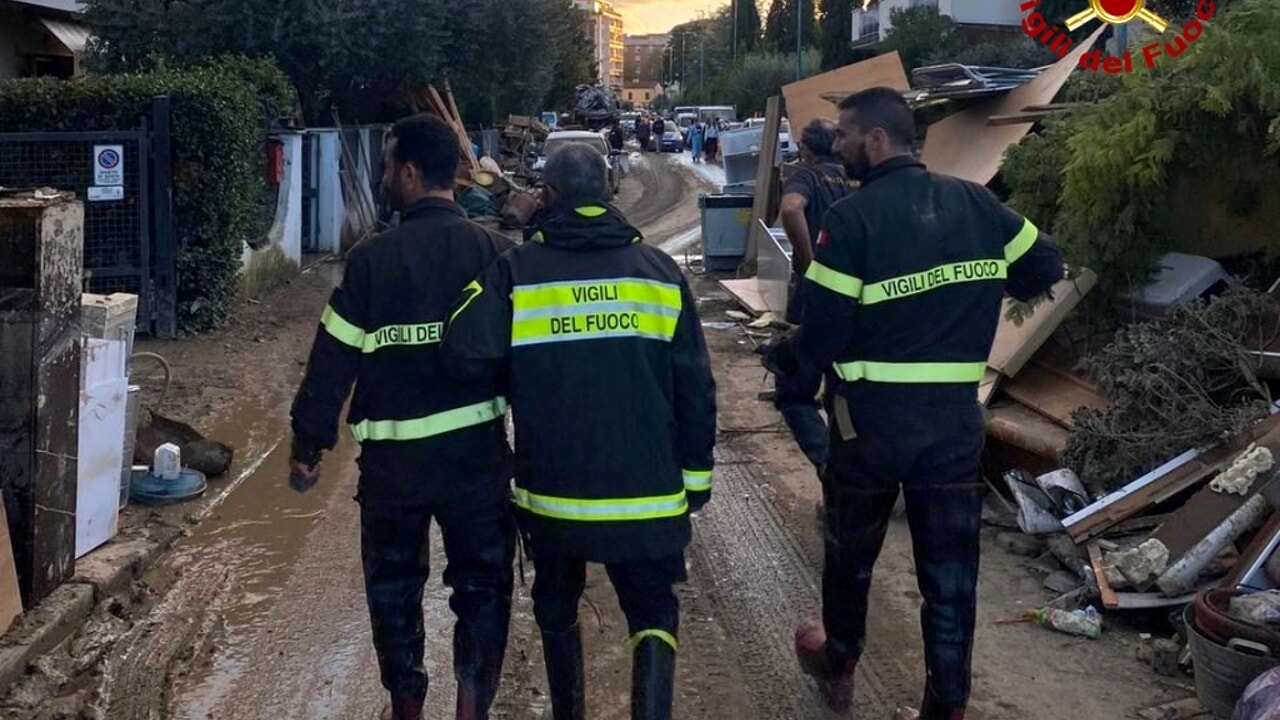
[1185,605,1280,719]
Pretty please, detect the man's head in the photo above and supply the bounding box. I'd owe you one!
[541,142,609,210]
[834,87,915,180]
[381,113,458,212]
[799,119,838,165]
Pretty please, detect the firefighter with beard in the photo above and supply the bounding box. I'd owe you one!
[442,142,717,720]
[764,88,1064,719]
[289,114,516,720]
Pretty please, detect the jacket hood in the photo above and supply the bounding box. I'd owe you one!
[524,203,643,250]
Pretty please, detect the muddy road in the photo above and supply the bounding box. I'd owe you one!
[1,150,1175,720]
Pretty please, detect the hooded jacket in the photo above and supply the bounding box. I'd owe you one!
[442,203,717,563]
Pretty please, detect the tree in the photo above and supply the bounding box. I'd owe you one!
[763,0,816,56]
[818,0,857,70]
[732,0,763,54]
[543,2,597,111]
[880,5,963,71]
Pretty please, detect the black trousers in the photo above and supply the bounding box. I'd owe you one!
[359,485,516,700]
[821,393,985,713]
[531,552,687,647]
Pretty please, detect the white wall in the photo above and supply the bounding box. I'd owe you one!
[876,0,1020,38]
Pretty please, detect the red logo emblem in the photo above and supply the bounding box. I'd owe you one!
[816,229,830,248]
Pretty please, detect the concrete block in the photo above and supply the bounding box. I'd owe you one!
[0,583,94,690]
[71,534,165,601]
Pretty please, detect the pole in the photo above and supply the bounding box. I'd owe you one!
[732,0,738,60]
[700,34,704,90]
[796,0,803,81]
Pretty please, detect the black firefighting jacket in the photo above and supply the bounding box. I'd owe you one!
[290,198,514,504]
[441,204,717,563]
[794,156,1064,403]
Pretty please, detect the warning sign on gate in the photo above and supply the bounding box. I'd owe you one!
[93,145,124,186]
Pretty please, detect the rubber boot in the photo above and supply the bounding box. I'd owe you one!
[380,695,424,720]
[630,636,676,720]
[795,620,855,713]
[918,681,965,720]
[540,624,585,720]
[454,608,510,720]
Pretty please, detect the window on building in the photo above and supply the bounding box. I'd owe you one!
[858,10,881,39]
[645,92,651,100]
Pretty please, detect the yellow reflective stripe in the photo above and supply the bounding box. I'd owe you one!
[682,469,712,492]
[575,205,608,217]
[531,231,545,243]
[350,397,507,442]
[450,279,484,324]
[804,260,863,300]
[861,259,1006,306]
[833,361,987,384]
[513,487,688,521]
[1005,218,1038,264]
[630,629,678,651]
[320,304,366,350]
[510,278,683,346]
[361,322,443,352]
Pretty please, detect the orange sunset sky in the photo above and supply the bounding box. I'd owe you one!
[613,0,731,35]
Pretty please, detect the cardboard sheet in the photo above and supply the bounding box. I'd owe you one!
[987,269,1097,378]
[782,53,910,136]
[920,27,1104,185]
[718,278,769,316]
[0,502,22,635]
[1002,361,1110,429]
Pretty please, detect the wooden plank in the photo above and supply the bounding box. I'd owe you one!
[1064,414,1280,543]
[783,52,910,139]
[1087,541,1119,610]
[987,111,1061,126]
[984,402,1070,461]
[718,278,769,316]
[1002,360,1110,429]
[987,270,1098,378]
[978,368,1001,406]
[920,26,1104,185]
[1223,511,1280,588]
[427,86,478,177]
[744,96,782,267]
[0,502,23,635]
[444,81,481,173]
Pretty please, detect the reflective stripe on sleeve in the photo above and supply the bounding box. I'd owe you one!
[349,397,507,442]
[804,260,863,300]
[1004,218,1038,264]
[833,360,987,384]
[360,322,443,352]
[682,469,712,492]
[321,304,366,350]
[513,487,689,522]
[860,259,1006,306]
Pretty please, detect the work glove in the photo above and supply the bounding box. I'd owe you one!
[758,327,801,377]
[288,436,322,493]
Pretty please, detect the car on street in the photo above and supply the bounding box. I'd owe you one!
[533,130,623,194]
[745,117,797,160]
[655,129,685,153]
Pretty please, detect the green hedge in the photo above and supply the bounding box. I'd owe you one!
[0,57,295,333]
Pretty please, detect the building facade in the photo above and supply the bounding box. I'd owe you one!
[0,0,90,80]
[622,83,662,109]
[851,0,1022,47]
[574,0,625,92]
[624,33,668,89]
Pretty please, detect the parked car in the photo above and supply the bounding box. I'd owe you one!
[532,130,622,194]
[744,117,796,159]
[654,129,685,153]
[675,112,698,142]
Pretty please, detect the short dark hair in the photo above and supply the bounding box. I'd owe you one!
[388,114,458,191]
[544,142,608,207]
[837,87,915,149]
[800,119,838,157]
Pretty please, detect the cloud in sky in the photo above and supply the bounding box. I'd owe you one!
[612,0,727,36]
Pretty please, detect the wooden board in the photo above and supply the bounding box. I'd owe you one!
[1087,541,1119,610]
[0,501,22,635]
[719,278,769,316]
[745,96,783,267]
[987,269,1098,378]
[1224,511,1280,588]
[782,52,910,138]
[1002,360,1110,429]
[919,26,1104,185]
[1064,414,1280,543]
[978,368,1001,406]
[984,402,1070,461]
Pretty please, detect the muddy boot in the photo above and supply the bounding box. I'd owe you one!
[630,636,676,720]
[540,624,585,720]
[917,682,965,720]
[380,696,424,720]
[795,620,855,713]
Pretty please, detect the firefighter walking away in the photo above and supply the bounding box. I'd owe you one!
[764,87,1064,720]
[442,142,717,720]
[289,114,516,720]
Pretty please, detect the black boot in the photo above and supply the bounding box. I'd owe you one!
[455,602,511,720]
[541,624,585,720]
[630,635,676,720]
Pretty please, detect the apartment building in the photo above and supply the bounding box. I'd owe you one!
[851,0,1022,47]
[574,0,625,91]
[624,33,668,88]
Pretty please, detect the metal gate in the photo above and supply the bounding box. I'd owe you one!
[0,97,176,337]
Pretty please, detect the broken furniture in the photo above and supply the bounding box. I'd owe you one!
[699,194,754,272]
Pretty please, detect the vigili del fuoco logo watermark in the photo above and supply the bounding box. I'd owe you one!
[1019,0,1218,73]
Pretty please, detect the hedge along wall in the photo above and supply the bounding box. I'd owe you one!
[0,57,295,333]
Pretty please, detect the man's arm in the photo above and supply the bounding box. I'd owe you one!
[289,253,369,469]
[671,280,717,512]
[992,200,1065,301]
[790,209,863,374]
[779,192,813,275]
[441,254,515,384]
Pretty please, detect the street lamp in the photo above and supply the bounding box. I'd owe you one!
[796,0,804,81]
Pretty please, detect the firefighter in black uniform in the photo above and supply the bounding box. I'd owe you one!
[774,118,859,471]
[289,114,516,720]
[441,143,717,720]
[766,88,1064,719]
